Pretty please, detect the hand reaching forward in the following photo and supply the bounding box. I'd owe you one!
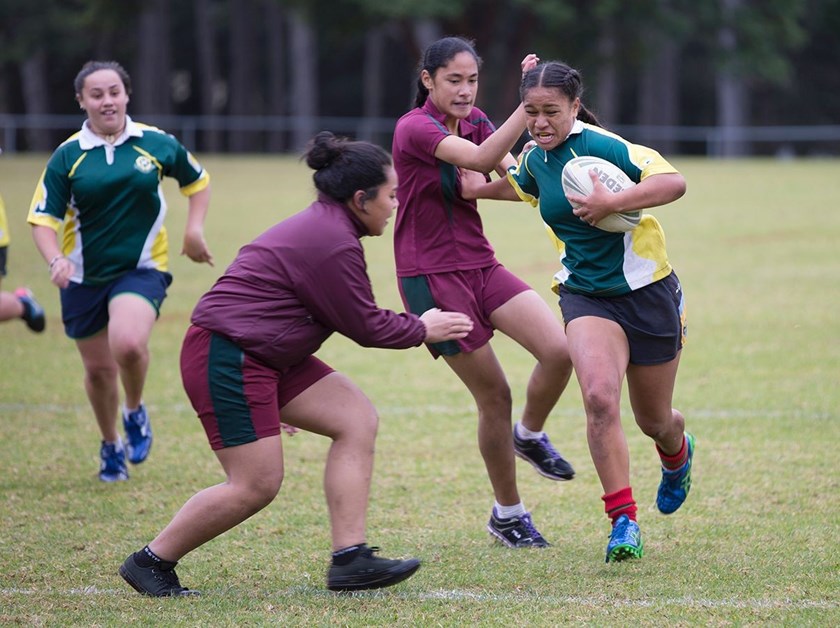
[420,308,474,343]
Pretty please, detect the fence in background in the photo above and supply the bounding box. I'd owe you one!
[2,114,839,157]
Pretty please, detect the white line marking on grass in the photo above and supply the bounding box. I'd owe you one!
[1,402,835,422]
[415,590,838,610]
[1,587,836,610]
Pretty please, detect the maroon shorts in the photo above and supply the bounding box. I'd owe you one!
[180,325,334,450]
[398,262,531,357]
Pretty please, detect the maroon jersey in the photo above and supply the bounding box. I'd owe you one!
[191,195,426,370]
[392,99,499,276]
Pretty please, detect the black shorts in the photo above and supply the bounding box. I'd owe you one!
[559,272,687,365]
[0,246,7,276]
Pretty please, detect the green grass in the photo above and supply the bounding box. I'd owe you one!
[1,155,838,626]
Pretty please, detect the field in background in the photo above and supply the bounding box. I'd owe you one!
[1,156,838,625]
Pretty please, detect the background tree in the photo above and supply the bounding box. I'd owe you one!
[0,0,835,156]
[194,0,224,152]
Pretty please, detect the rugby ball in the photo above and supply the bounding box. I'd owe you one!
[561,156,641,232]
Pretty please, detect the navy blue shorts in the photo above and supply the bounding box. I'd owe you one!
[399,263,530,357]
[559,272,687,365]
[60,268,173,339]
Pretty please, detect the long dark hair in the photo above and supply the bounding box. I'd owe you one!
[414,36,482,108]
[304,131,391,203]
[521,61,601,127]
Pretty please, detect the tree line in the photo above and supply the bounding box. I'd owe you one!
[1,0,838,156]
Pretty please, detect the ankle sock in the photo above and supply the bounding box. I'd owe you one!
[124,404,141,416]
[135,545,176,569]
[494,501,527,519]
[602,487,637,523]
[332,543,366,566]
[515,422,543,441]
[657,435,688,470]
[103,437,124,451]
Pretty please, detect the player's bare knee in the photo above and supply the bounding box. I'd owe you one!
[332,405,379,446]
[243,472,283,509]
[85,362,118,387]
[112,339,147,366]
[477,382,512,416]
[355,407,379,442]
[582,385,620,423]
[636,411,684,440]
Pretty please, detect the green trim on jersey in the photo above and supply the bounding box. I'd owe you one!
[508,122,677,296]
[28,120,209,286]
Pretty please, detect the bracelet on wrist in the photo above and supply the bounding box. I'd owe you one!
[48,254,64,270]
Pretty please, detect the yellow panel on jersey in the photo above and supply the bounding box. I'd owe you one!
[0,195,9,247]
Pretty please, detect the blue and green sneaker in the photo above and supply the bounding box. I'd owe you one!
[605,514,643,563]
[656,432,696,515]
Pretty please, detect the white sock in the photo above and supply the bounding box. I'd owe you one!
[494,501,527,519]
[515,421,544,441]
[104,436,124,450]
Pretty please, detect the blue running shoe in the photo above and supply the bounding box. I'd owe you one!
[605,514,643,563]
[656,432,696,515]
[14,287,46,333]
[99,441,129,482]
[123,404,153,464]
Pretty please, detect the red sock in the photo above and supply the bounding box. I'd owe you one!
[657,435,688,470]
[602,486,637,523]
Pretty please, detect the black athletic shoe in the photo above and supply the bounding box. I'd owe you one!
[14,288,45,333]
[119,554,200,597]
[513,424,575,481]
[327,545,421,592]
[487,508,551,548]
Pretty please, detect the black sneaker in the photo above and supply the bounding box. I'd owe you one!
[14,288,46,333]
[487,508,551,548]
[327,545,421,592]
[513,424,575,481]
[119,554,200,597]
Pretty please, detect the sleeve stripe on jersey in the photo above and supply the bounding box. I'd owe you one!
[181,171,210,196]
[506,170,538,207]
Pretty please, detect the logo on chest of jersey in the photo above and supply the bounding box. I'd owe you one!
[133,156,155,174]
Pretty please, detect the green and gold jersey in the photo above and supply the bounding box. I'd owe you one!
[28,117,210,285]
[508,120,678,297]
[0,194,9,247]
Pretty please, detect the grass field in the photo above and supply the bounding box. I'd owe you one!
[0,154,838,626]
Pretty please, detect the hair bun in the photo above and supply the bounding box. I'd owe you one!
[305,131,345,170]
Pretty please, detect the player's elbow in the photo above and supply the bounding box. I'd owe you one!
[660,173,687,203]
[673,175,687,200]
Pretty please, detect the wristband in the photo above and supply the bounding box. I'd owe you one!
[48,255,64,270]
